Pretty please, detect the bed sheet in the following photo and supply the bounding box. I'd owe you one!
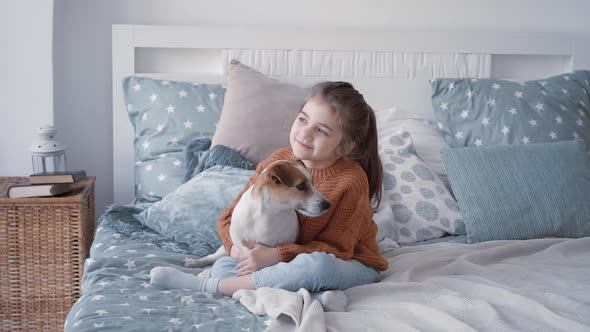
[64,205,267,332]
[399,234,468,247]
[329,237,590,331]
[66,204,590,332]
[231,237,590,331]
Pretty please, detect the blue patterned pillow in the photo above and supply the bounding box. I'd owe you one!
[122,77,226,202]
[442,140,590,243]
[135,166,254,251]
[431,70,590,150]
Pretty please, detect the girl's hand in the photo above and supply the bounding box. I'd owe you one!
[236,241,280,276]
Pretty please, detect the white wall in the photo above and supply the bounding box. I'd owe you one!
[50,0,590,219]
[0,0,54,176]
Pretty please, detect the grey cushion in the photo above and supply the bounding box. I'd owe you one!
[136,166,254,250]
[211,60,307,165]
[442,140,590,243]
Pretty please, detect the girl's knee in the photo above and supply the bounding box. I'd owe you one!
[255,252,378,292]
[292,252,339,279]
[210,256,239,279]
[292,253,379,289]
[253,253,334,292]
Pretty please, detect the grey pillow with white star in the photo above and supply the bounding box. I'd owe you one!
[123,76,226,202]
[136,165,254,251]
[431,70,590,149]
[379,128,465,244]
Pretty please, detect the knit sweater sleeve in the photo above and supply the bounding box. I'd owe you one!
[216,148,291,252]
[276,173,371,262]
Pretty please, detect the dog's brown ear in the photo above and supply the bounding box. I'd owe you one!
[269,163,296,187]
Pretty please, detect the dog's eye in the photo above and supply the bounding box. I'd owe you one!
[271,175,282,184]
[296,183,308,191]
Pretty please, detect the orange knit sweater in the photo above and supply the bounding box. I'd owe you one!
[217,147,389,271]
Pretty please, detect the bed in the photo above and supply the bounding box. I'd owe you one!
[64,25,590,331]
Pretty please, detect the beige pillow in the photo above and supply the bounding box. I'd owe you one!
[212,60,308,165]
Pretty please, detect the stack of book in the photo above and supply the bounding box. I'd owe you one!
[7,170,87,198]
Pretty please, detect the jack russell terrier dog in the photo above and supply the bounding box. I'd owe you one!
[184,160,331,268]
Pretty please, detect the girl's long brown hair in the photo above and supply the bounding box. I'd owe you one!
[308,81,383,207]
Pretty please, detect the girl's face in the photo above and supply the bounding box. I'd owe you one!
[290,97,343,169]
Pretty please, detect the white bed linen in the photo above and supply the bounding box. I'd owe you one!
[237,237,590,332]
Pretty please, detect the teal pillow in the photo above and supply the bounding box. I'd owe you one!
[135,165,254,251]
[122,76,226,202]
[431,70,590,150]
[441,140,590,243]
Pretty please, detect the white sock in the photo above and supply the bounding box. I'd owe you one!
[312,290,348,312]
[150,266,220,293]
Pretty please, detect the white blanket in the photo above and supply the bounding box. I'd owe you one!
[233,287,326,331]
[237,237,590,332]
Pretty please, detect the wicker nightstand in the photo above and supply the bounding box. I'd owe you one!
[0,176,95,332]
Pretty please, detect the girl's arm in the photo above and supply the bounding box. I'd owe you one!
[235,185,374,275]
[276,180,370,262]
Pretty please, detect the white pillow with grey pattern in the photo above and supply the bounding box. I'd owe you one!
[379,127,466,243]
[375,107,452,191]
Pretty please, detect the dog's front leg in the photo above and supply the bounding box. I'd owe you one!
[184,246,228,268]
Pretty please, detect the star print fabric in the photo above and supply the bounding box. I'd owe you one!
[64,207,267,331]
[431,70,590,150]
[122,76,226,202]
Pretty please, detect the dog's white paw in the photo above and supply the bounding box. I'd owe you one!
[184,258,208,268]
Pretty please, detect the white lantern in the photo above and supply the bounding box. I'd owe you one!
[30,125,67,174]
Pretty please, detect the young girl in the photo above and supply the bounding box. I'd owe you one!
[151,81,388,296]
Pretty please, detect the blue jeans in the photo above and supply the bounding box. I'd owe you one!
[210,252,379,293]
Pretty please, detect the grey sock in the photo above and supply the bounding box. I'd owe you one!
[150,266,220,293]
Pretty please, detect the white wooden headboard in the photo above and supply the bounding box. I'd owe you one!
[112,24,590,204]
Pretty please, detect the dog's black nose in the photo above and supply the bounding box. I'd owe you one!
[321,200,331,210]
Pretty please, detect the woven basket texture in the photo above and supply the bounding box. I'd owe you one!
[0,177,95,331]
